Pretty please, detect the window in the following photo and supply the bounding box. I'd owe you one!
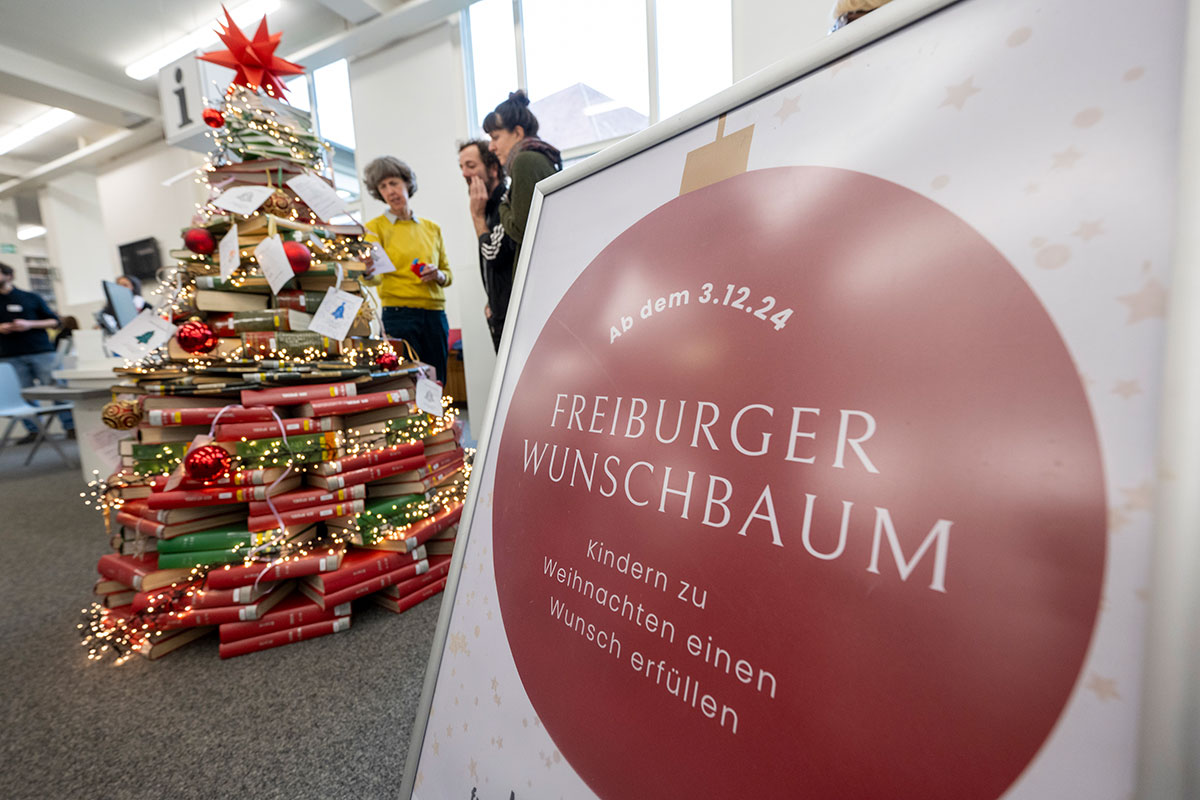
[463,0,733,157]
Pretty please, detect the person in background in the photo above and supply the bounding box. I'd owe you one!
[830,0,893,31]
[361,156,454,383]
[483,90,562,269]
[98,274,149,333]
[459,138,516,352]
[0,262,74,442]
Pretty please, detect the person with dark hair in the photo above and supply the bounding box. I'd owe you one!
[360,155,454,383]
[483,90,562,267]
[0,262,73,441]
[459,139,516,351]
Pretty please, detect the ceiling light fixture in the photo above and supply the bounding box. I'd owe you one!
[17,225,46,241]
[0,108,76,157]
[124,0,282,81]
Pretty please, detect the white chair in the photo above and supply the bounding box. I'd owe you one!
[0,362,75,467]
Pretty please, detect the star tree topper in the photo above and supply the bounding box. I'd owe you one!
[197,6,304,98]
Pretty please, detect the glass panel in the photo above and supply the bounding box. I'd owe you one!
[521,0,649,151]
[282,75,310,112]
[656,0,733,119]
[313,60,356,149]
[469,0,520,132]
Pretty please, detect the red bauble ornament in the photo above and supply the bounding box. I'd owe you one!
[282,240,312,273]
[375,352,399,370]
[183,444,232,484]
[175,320,219,354]
[202,108,225,128]
[183,228,216,255]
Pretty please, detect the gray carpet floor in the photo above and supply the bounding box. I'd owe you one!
[0,435,443,800]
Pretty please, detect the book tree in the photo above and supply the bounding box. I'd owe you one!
[78,10,469,663]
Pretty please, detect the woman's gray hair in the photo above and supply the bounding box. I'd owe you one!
[363,156,417,202]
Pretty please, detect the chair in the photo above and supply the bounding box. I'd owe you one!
[0,362,76,468]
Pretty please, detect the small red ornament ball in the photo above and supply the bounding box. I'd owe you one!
[175,319,219,354]
[202,108,225,128]
[282,240,312,273]
[375,351,399,370]
[183,444,232,484]
[183,228,216,255]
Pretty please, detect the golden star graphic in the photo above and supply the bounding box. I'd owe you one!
[1073,219,1105,240]
[497,737,504,749]
[775,95,801,123]
[474,625,481,638]
[487,610,493,620]
[417,771,425,787]
[1117,278,1168,323]
[941,76,981,110]
[494,693,502,706]
[446,725,453,737]
[1051,146,1083,169]
[1109,506,1130,532]
[1121,482,1155,510]
[432,740,439,756]
[470,757,478,779]
[1112,379,1142,398]
[463,722,469,732]
[491,677,499,691]
[1085,673,1121,701]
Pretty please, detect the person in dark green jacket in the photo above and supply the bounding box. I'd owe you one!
[483,90,562,267]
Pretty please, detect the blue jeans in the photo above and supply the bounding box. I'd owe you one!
[381,307,449,384]
[3,351,74,433]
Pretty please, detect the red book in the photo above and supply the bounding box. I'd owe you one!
[145,476,301,510]
[214,416,340,442]
[373,576,448,614]
[246,499,365,532]
[97,553,192,592]
[121,498,248,522]
[312,442,424,476]
[218,593,351,643]
[304,548,428,595]
[239,381,357,408]
[148,466,288,491]
[382,555,452,597]
[158,582,294,629]
[191,581,280,608]
[144,406,274,426]
[114,509,248,539]
[309,454,428,491]
[247,484,366,515]
[206,550,344,590]
[301,388,413,417]
[218,617,351,659]
[389,502,463,551]
[298,559,428,609]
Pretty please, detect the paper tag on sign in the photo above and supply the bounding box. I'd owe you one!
[106,309,177,359]
[218,224,239,280]
[366,241,395,275]
[212,185,276,216]
[307,286,364,341]
[416,377,443,416]
[254,235,295,295]
[286,174,348,222]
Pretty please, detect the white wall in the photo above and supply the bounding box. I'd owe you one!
[732,0,839,81]
[349,15,496,421]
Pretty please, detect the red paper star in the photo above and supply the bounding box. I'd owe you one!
[197,6,304,97]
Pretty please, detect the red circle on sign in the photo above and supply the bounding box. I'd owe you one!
[492,167,1105,799]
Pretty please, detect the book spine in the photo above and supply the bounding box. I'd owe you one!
[310,454,428,491]
[114,511,165,538]
[395,503,463,551]
[191,582,275,608]
[239,380,357,407]
[218,601,350,643]
[215,416,339,442]
[236,431,340,458]
[316,559,429,607]
[144,407,274,426]
[247,484,365,515]
[160,603,248,629]
[97,554,153,592]
[312,441,425,476]
[148,467,280,491]
[384,557,452,597]
[146,487,254,509]
[390,576,447,613]
[274,290,325,313]
[205,552,343,590]
[157,528,265,554]
[155,548,247,570]
[240,332,344,358]
[218,617,350,658]
[306,388,413,417]
[247,499,364,532]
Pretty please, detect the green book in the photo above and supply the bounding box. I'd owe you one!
[155,547,247,570]
[193,275,271,293]
[236,431,339,460]
[240,449,337,469]
[156,525,271,555]
[132,458,179,476]
[130,441,194,461]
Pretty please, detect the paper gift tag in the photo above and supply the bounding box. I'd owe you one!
[367,241,395,275]
[218,224,239,280]
[254,235,295,295]
[307,286,364,340]
[286,173,348,222]
[106,309,177,359]
[416,377,444,416]
[212,185,276,216]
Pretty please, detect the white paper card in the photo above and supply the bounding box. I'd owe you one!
[416,377,444,416]
[286,174,348,222]
[218,224,240,280]
[106,309,177,359]
[306,287,363,341]
[254,235,295,295]
[367,241,395,275]
[211,185,276,216]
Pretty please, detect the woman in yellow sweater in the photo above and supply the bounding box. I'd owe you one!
[361,156,453,382]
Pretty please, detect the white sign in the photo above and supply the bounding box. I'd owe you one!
[212,185,276,217]
[218,224,240,281]
[415,377,443,416]
[106,309,177,359]
[366,241,395,275]
[306,286,363,341]
[253,235,295,295]
[285,173,348,222]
